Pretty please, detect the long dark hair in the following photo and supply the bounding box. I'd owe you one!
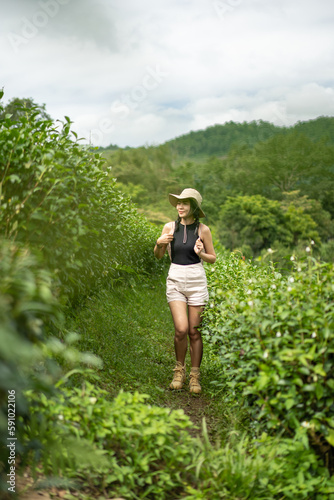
[174,199,201,237]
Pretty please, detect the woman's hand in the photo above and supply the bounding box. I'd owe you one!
[194,237,204,256]
[154,222,175,259]
[156,232,174,247]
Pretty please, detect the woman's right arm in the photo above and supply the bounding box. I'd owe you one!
[154,222,174,259]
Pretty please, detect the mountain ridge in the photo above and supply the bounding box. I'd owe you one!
[100,116,334,160]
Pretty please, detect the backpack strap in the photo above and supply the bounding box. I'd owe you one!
[167,221,176,261]
[198,223,206,263]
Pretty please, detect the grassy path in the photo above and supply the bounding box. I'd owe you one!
[69,274,231,441]
[19,276,245,499]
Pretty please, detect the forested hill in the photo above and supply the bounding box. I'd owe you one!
[101,116,334,160]
[166,120,280,159]
[165,116,334,159]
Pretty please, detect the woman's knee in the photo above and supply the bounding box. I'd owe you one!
[174,326,188,341]
[189,326,201,341]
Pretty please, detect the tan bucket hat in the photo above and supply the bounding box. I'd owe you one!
[168,188,205,218]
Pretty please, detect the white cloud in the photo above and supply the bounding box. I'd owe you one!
[1,0,334,147]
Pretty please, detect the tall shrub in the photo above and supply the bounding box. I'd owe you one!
[0,97,164,300]
[202,251,334,471]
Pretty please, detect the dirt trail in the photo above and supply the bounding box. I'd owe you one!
[166,388,219,440]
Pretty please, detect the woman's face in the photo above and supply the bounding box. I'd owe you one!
[176,199,192,219]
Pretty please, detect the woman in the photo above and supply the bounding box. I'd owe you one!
[154,188,216,394]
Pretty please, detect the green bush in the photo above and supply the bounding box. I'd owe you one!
[217,194,321,257]
[201,250,334,469]
[0,101,164,301]
[0,238,103,493]
[185,430,333,499]
[25,382,195,499]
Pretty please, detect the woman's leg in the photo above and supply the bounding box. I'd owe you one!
[168,300,189,364]
[188,305,205,367]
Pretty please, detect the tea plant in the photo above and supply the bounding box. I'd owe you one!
[0,99,165,302]
[0,239,101,493]
[185,429,332,500]
[202,249,334,471]
[25,382,195,499]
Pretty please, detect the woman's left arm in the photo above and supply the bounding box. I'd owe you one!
[194,225,216,264]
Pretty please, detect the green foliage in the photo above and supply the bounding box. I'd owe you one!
[185,431,333,500]
[223,132,334,217]
[218,195,289,254]
[0,104,164,300]
[294,116,334,147]
[0,239,101,492]
[202,251,334,469]
[217,194,321,256]
[0,97,51,121]
[104,144,176,205]
[101,120,334,254]
[24,380,334,499]
[25,382,195,499]
[166,120,282,158]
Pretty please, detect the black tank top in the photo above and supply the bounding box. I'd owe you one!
[171,222,201,265]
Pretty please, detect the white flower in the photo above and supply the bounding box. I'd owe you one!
[290,256,295,261]
[311,240,315,245]
[297,267,302,272]
[311,332,317,338]
[267,248,273,254]
[276,331,281,337]
[306,246,311,253]
[248,300,253,307]
[271,284,276,289]
[263,350,269,359]
[247,289,252,294]
[210,303,214,309]
[288,277,294,283]
[301,421,310,428]
[89,397,97,404]
[58,414,64,421]
[248,279,253,284]
[287,286,292,292]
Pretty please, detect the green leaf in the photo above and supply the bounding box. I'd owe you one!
[325,429,334,447]
[315,383,324,400]
[285,398,295,410]
[8,174,21,183]
[313,364,326,377]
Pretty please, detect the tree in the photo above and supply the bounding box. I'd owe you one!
[217,195,289,254]
[223,132,334,206]
[0,96,51,121]
[217,194,320,255]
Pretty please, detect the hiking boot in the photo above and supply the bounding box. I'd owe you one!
[170,361,186,390]
[189,367,201,394]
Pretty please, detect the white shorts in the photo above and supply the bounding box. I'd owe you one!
[166,263,209,306]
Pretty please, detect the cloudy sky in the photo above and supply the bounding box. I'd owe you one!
[1,0,334,147]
